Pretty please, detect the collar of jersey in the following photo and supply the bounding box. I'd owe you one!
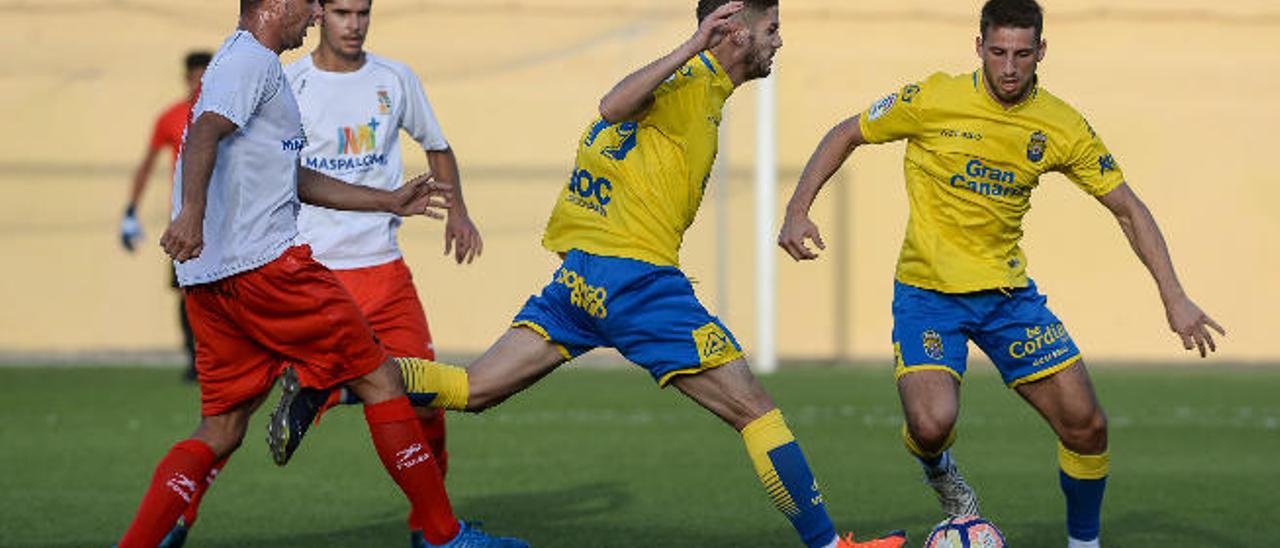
[700,50,735,102]
[971,69,1040,113]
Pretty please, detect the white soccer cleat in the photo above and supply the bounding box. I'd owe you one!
[923,460,981,518]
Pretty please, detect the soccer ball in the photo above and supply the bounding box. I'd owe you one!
[923,515,1006,548]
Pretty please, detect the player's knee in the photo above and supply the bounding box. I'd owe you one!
[907,416,955,452]
[1060,407,1108,454]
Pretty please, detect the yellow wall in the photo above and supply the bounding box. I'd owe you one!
[2,1,1276,362]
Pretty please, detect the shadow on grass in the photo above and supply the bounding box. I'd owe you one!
[1005,511,1248,547]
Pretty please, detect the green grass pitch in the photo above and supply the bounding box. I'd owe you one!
[1,364,1276,547]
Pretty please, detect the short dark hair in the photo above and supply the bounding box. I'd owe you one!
[696,0,777,24]
[185,51,213,72]
[980,0,1043,41]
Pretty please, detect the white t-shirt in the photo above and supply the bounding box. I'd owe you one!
[173,31,305,286]
[285,53,449,270]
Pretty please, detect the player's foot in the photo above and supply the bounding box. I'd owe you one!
[835,530,907,548]
[157,519,189,548]
[266,367,334,466]
[411,521,530,548]
[924,460,980,517]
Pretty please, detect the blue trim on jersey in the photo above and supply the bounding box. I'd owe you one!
[698,51,717,74]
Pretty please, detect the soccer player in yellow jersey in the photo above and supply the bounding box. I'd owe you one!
[274,1,907,546]
[778,1,1225,547]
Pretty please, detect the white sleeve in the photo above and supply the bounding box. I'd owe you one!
[398,66,449,151]
[197,49,280,128]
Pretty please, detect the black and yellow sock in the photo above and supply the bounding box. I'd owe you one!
[395,357,469,410]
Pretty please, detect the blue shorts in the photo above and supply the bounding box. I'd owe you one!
[512,250,743,386]
[892,279,1081,387]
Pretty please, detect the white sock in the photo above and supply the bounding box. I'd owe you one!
[819,535,840,548]
[1067,537,1101,548]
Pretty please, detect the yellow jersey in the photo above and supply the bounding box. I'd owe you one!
[542,51,734,267]
[859,71,1126,293]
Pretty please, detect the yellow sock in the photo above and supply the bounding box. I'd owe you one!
[902,422,956,462]
[395,357,469,410]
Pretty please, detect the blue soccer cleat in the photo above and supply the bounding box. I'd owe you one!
[411,521,530,548]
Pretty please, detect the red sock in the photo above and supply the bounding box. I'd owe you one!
[119,439,217,548]
[417,407,449,478]
[365,397,460,544]
[181,455,229,526]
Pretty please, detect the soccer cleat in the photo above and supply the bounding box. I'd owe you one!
[156,520,189,548]
[836,530,908,548]
[924,460,981,518]
[411,521,530,548]
[266,367,333,466]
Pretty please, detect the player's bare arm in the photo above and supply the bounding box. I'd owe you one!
[160,112,237,263]
[1097,183,1226,357]
[296,166,452,218]
[427,147,483,264]
[778,115,867,261]
[597,1,742,122]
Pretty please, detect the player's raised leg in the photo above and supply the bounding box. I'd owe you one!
[1014,361,1109,548]
[898,370,980,518]
[118,395,263,548]
[673,359,906,548]
[399,326,569,412]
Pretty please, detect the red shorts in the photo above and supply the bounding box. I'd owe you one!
[185,245,388,416]
[332,258,435,360]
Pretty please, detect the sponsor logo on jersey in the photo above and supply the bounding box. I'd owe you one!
[867,92,899,121]
[377,90,392,115]
[1098,153,1119,176]
[303,118,387,172]
[555,266,608,318]
[281,135,307,152]
[564,166,613,217]
[940,128,984,141]
[693,322,734,363]
[338,118,380,155]
[949,159,1026,199]
[1008,322,1071,361]
[922,329,944,360]
[1027,131,1048,162]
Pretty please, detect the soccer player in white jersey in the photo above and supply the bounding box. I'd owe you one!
[779,1,1224,546]
[276,0,480,470]
[114,1,525,547]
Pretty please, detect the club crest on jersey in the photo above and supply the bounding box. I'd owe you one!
[376,90,392,115]
[922,330,944,361]
[1027,131,1048,162]
[867,92,899,121]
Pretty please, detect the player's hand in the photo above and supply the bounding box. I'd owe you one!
[120,206,143,253]
[1164,294,1226,358]
[392,173,453,219]
[689,1,742,52]
[444,212,483,264]
[777,212,826,261]
[160,210,204,263]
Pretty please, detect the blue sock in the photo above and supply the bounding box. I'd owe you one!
[743,410,836,548]
[1058,442,1108,541]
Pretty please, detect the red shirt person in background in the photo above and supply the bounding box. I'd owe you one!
[120,51,211,382]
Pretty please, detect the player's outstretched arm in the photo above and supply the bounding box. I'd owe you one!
[597,1,742,122]
[1098,183,1226,357]
[160,112,236,263]
[427,148,482,264]
[297,166,452,218]
[778,115,867,261]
